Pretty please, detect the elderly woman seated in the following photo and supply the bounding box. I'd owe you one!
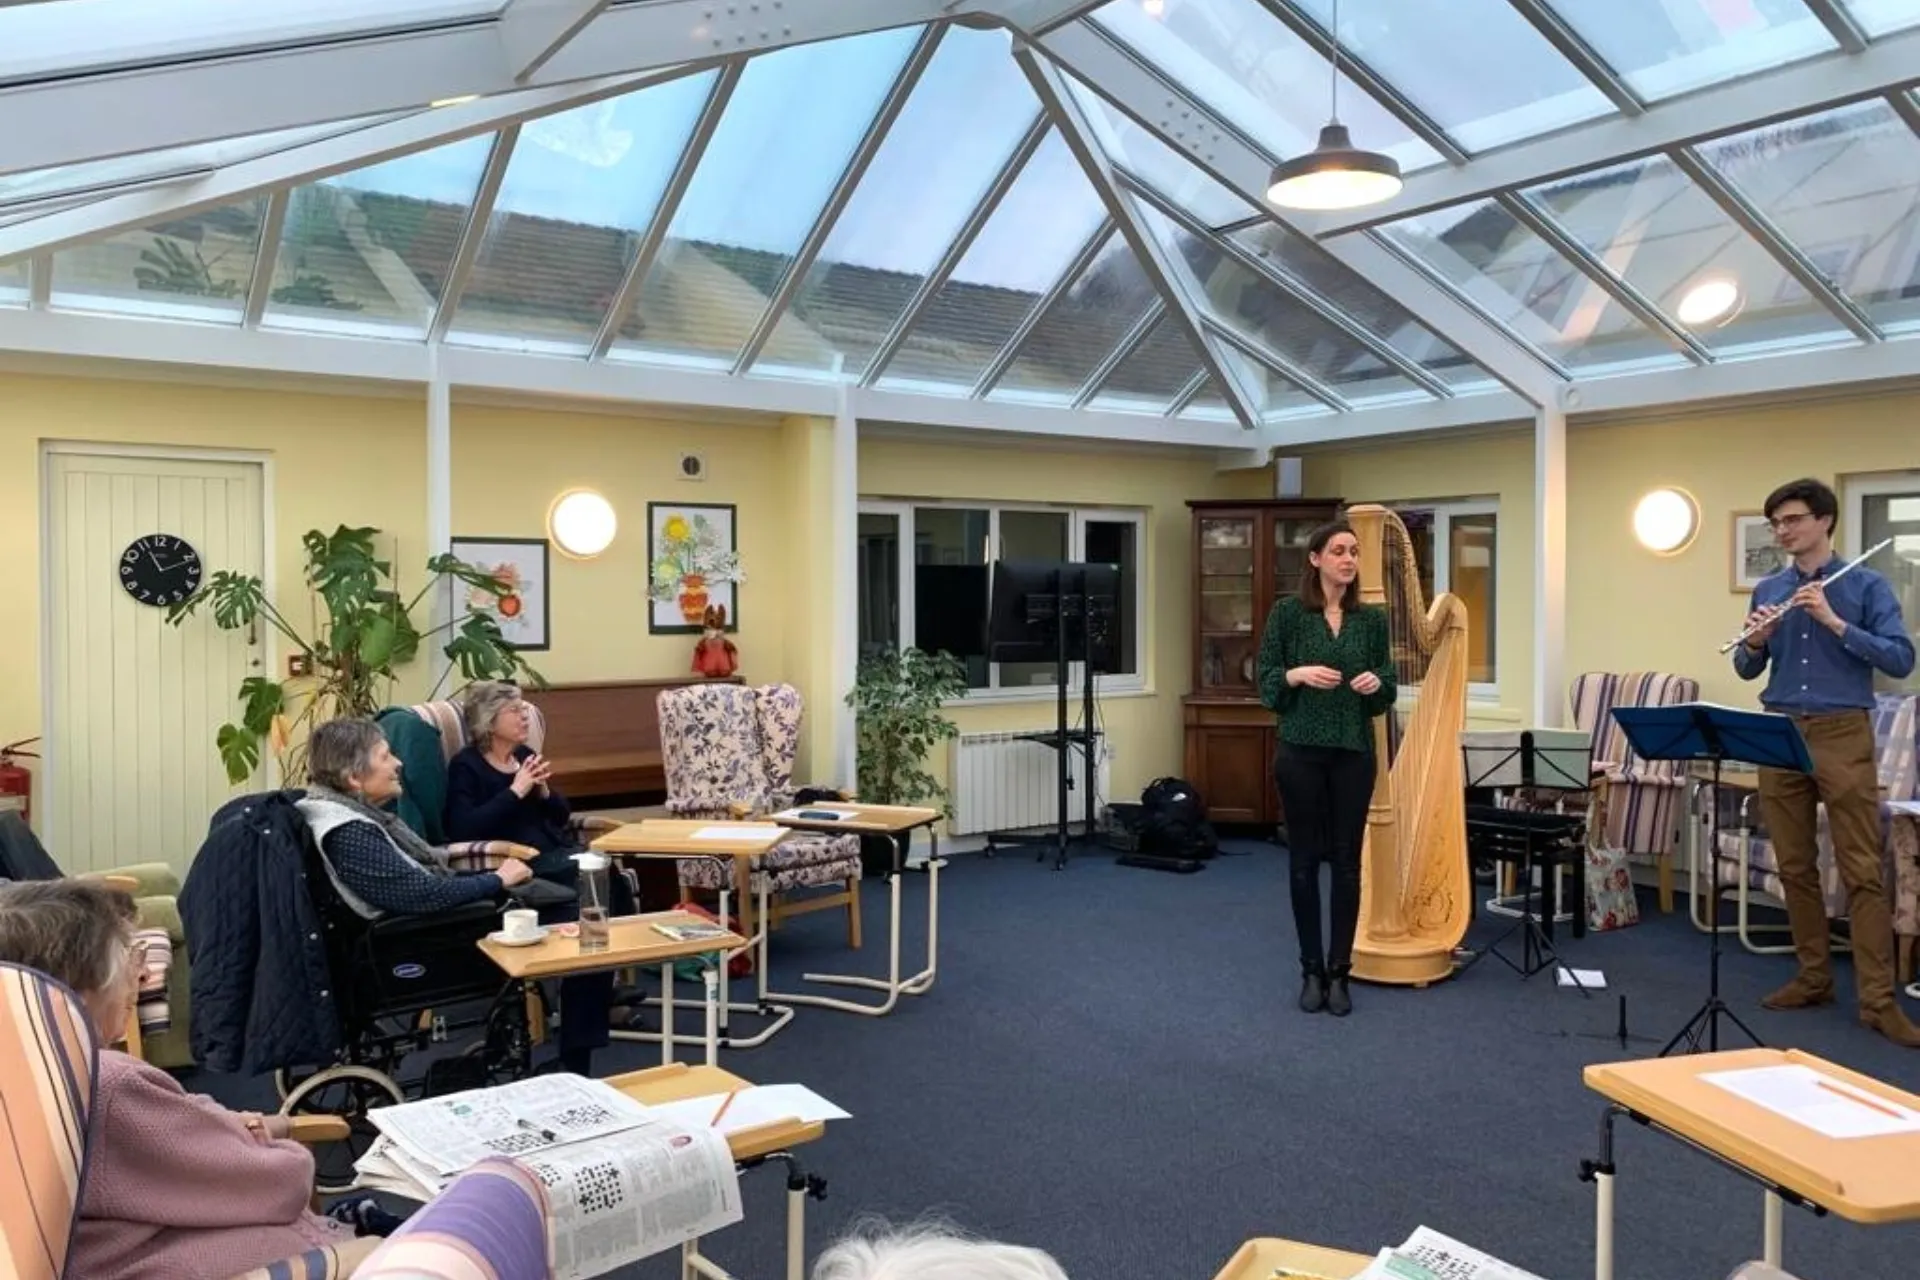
[0,879,404,1280]
[813,1222,1071,1280]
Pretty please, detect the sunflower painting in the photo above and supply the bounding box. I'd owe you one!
[647,502,741,634]
[448,536,551,649]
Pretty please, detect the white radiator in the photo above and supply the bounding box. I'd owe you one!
[948,731,1113,837]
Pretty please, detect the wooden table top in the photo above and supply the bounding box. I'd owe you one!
[478,909,746,979]
[1211,1237,1372,1280]
[1584,1047,1920,1224]
[604,1062,826,1162]
[591,819,790,857]
[769,802,940,834]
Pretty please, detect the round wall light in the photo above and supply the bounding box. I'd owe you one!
[1633,487,1699,555]
[1676,277,1741,327]
[548,489,616,559]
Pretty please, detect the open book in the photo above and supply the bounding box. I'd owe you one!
[354,1074,743,1280]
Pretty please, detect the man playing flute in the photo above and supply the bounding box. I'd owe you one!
[1733,477,1918,1047]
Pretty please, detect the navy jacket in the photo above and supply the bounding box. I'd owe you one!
[180,790,341,1075]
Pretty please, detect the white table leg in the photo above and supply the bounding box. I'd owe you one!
[1595,1168,1615,1280]
[787,1169,807,1280]
[703,965,719,1068]
[660,963,675,1066]
[767,829,943,1016]
[1763,1190,1783,1267]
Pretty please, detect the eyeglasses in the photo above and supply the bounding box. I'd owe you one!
[1768,512,1815,532]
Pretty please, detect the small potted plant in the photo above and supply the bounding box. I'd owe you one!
[846,647,969,867]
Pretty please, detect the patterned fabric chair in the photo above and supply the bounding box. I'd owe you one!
[1714,693,1918,970]
[659,683,862,946]
[355,1158,548,1280]
[1573,671,1701,913]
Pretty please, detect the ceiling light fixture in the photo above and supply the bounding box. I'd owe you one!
[1676,276,1742,327]
[1266,0,1402,212]
[1633,487,1699,556]
[548,489,617,559]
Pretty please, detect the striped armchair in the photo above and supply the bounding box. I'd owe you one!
[1574,671,1701,913]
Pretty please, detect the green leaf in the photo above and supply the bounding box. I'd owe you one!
[236,677,284,734]
[307,524,385,618]
[216,723,262,785]
[385,599,421,667]
[444,613,519,683]
[358,613,398,669]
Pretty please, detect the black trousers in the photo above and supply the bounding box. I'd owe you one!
[1273,741,1374,970]
[527,847,637,1068]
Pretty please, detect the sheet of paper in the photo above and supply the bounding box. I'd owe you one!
[1356,1226,1548,1280]
[1702,1063,1920,1140]
[1556,967,1606,989]
[642,1084,850,1136]
[369,1074,657,1176]
[1887,799,1920,818]
[521,1124,742,1280]
[773,806,860,822]
[691,824,783,841]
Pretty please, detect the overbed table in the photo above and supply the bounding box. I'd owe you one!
[1211,1237,1371,1280]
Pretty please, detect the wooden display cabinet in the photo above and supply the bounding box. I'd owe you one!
[1183,498,1342,828]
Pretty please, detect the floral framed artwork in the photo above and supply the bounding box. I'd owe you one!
[647,503,742,634]
[1730,512,1786,593]
[449,536,551,650]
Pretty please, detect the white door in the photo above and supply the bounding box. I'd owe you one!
[43,447,269,875]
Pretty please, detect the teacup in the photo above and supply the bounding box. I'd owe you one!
[501,908,541,941]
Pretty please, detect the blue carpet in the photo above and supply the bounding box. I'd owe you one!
[191,840,1920,1279]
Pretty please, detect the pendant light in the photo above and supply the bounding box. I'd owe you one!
[1266,0,1403,212]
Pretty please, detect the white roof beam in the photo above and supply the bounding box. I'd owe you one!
[1263,390,1534,448]
[0,71,677,266]
[1313,25,1920,236]
[242,190,289,328]
[1034,20,1560,407]
[499,0,613,82]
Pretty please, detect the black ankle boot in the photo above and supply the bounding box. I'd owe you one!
[1298,965,1327,1013]
[1325,965,1352,1017]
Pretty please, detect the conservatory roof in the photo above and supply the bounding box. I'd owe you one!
[1,0,1916,448]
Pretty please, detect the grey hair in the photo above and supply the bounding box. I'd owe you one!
[307,717,389,792]
[463,681,524,746]
[0,878,137,998]
[812,1221,1069,1280]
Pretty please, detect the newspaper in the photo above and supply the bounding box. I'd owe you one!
[368,1074,655,1176]
[1354,1227,1547,1280]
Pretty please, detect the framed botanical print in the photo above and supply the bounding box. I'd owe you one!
[449,536,551,650]
[647,503,741,634]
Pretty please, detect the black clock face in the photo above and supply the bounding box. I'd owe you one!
[119,534,203,607]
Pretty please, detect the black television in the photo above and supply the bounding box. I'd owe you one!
[987,560,1120,673]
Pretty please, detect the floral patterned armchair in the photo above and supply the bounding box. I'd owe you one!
[659,682,862,946]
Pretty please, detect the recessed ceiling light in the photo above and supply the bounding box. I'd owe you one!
[1677,277,1741,327]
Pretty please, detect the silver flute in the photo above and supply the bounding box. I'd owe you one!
[1718,537,1894,654]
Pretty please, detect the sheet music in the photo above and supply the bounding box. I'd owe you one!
[691,824,782,841]
[369,1074,656,1176]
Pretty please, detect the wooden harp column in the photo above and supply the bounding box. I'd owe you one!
[1345,504,1471,987]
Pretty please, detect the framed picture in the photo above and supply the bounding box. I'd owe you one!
[647,502,740,634]
[449,536,551,650]
[1730,512,1785,593]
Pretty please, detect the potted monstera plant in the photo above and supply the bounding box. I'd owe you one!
[846,647,969,867]
[169,524,542,784]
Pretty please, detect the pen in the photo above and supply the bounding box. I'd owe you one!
[516,1117,559,1143]
[711,1087,743,1127]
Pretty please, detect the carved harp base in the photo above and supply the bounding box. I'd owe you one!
[1350,935,1457,988]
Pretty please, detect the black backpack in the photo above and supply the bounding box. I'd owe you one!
[1137,777,1216,860]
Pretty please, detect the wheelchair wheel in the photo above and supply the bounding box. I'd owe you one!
[274,1064,321,1102]
[280,1064,404,1196]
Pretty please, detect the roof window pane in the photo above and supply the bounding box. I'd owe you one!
[1089,313,1206,414]
[1179,377,1235,421]
[611,29,919,369]
[1215,340,1328,419]
[1695,100,1920,334]
[990,232,1159,405]
[1839,0,1920,35]
[0,261,25,303]
[750,27,1043,381]
[447,73,716,354]
[1380,198,1688,375]
[1090,0,1441,174]
[264,135,493,335]
[1550,0,1836,101]
[51,198,264,321]
[874,130,1109,394]
[1524,153,1850,355]
[1286,0,1613,152]
[1063,72,1252,226]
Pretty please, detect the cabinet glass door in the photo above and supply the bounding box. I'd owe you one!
[1272,517,1316,602]
[1199,515,1256,692]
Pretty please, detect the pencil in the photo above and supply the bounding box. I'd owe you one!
[711,1087,743,1127]
[1815,1077,1906,1120]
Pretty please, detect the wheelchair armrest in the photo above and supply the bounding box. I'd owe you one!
[368,898,501,943]
[444,841,537,873]
[286,1115,351,1144]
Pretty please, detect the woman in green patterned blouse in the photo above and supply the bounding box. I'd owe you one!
[1255,520,1397,1017]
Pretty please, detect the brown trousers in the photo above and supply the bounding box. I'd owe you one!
[1756,709,1896,1010]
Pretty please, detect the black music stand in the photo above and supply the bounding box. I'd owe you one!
[1611,703,1813,1056]
[1460,729,1595,986]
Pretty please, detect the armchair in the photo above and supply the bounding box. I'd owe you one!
[1571,671,1701,913]
[659,682,863,946]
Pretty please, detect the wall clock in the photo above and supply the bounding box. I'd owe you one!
[119,534,203,606]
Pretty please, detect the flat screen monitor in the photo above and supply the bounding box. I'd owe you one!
[987,560,1120,672]
[914,564,989,659]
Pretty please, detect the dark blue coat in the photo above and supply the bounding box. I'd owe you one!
[180,790,341,1075]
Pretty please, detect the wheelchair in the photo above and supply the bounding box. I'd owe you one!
[274,841,541,1193]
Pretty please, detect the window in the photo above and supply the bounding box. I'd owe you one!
[1844,473,1920,696]
[857,501,1146,697]
[1395,502,1498,694]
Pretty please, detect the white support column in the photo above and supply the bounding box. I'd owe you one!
[1534,404,1568,728]
[832,386,861,789]
[427,346,455,690]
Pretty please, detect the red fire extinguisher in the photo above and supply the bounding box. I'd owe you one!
[0,737,37,826]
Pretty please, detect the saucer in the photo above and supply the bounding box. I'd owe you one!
[488,928,547,947]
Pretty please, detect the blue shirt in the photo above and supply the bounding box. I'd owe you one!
[1731,555,1915,713]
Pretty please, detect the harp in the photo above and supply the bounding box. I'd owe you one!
[1345,503,1471,986]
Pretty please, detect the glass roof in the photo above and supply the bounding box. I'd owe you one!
[5,3,1919,433]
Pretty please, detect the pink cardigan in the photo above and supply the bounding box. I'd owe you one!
[74,1050,357,1280]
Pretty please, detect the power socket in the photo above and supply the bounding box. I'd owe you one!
[287,653,313,678]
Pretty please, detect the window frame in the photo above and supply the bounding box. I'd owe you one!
[1842,469,1920,696]
[857,497,1150,703]
[1392,498,1501,704]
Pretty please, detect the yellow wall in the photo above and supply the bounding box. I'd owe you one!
[1300,389,1920,716]
[1,371,428,793]
[858,435,1237,802]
